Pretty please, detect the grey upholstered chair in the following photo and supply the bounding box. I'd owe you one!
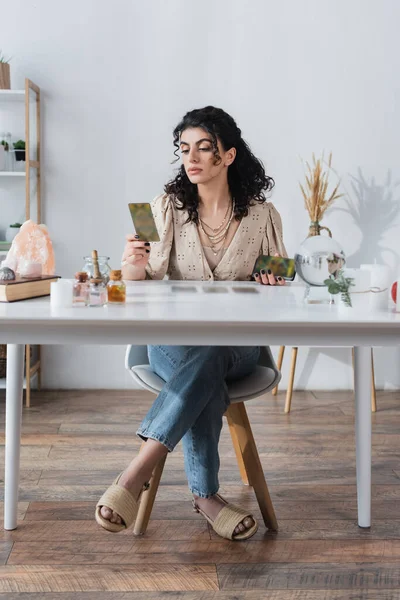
[125,344,281,535]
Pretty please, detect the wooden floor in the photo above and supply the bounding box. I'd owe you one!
[0,389,400,599]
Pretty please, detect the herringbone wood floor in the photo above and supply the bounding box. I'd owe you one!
[0,388,400,599]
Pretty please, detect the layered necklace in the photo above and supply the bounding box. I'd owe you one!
[198,199,235,256]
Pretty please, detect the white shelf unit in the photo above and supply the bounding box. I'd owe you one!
[0,79,42,407]
[0,90,25,102]
[0,373,38,390]
[0,172,25,177]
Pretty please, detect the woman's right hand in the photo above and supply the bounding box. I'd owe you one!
[122,234,151,274]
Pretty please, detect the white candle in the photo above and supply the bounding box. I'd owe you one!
[360,264,392,291]
[343,268,371,293]
[370,287,389,311]
[50,280,73,308]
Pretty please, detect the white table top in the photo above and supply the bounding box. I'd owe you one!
[0,280,399,346]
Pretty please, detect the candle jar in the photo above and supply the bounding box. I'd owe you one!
[89,278,107,307]
[107,270,126,304]
[360,264,392,291]
[50,280,73,308]
[82,255,111,284]
[360,264,392,311]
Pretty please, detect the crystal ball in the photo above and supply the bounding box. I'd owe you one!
[0,267,16,281]
[294,235,346,286]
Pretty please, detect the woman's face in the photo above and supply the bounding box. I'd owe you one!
[179,127,236,185]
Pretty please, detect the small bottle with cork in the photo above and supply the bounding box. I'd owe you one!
[73,271,90,306]
[107,269,126,304]
[89,250,107,307]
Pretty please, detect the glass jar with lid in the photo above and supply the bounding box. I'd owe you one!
[82,255,111,284]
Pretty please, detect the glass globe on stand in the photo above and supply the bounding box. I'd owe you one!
[295,235,346,303]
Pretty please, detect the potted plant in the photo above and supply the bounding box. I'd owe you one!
[324,269,354,307]
[13,140,25,162]
[0,50,11,89]
[5,222,22,243]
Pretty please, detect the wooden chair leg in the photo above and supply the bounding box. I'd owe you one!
[226,410,250,486]
[25,344,31,408]
[133,443,167,536]
[37,345,42,390]
[225,402,278,531]
[284,347,298,413]
[272,346,285,396]
[352,347,377,412]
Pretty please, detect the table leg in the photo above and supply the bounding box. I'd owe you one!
[4,344,24,530]
[354,346,372,528]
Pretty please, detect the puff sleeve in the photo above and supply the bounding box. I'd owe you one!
[145,194,174,280]
[262,202,287,258]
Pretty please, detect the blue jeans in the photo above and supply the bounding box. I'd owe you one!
[137,345,260,498]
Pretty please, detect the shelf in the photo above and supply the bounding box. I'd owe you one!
[0,374,38,390]
[0,357,40,389]
[0,172,25,177]
[0,90,25,102]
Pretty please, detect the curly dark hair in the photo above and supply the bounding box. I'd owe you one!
[164,106,275,224]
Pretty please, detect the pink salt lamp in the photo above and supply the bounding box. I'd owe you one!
[2,220,55,276]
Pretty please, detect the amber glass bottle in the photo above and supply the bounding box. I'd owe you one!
[107,269,126,304]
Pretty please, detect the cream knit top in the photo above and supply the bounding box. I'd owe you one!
[145,194,287,281]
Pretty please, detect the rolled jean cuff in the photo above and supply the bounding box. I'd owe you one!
[136,428,174,452]
[190,487,219,499]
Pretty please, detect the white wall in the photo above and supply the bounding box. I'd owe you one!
[1,0,400,389]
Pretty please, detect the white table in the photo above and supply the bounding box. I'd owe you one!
[1,280,398,531]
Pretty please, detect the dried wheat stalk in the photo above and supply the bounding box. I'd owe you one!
[299,152,342,224]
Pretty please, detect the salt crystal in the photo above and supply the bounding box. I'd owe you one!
[2,220,55,276]
[18,260,42,278]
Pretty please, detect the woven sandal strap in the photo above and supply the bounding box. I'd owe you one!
[96,483,138,527]
[212,504,253,540]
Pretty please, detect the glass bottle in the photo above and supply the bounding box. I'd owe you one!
[89,277,107,307]
[107,269,126,304]
[73,271,90,306]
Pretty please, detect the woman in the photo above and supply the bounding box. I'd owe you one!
[96,106,287,541]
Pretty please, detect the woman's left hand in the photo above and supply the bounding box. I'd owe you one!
[254,254,286,286]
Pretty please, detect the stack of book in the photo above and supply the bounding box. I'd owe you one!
[0,275,59,302]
